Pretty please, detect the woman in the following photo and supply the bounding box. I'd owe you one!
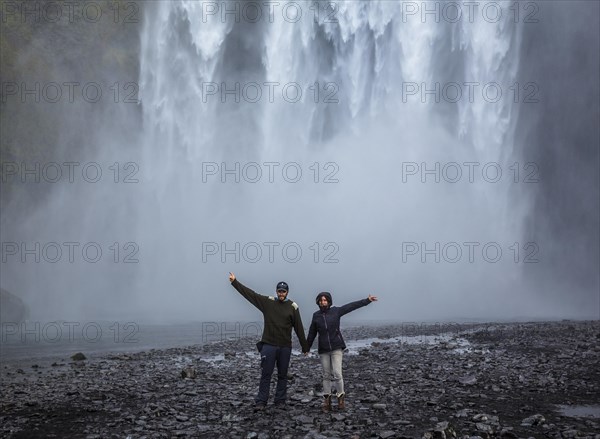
[306,291,378,412]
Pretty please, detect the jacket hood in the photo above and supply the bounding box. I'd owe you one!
[315,292,332,307]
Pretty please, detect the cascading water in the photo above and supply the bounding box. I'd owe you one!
[3,1,597,323]
[133,0,529,320]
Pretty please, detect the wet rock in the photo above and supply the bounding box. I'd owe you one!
[70,352,86,361]
[430,421,457,439]
[459,375,478,385]
[476,423,493,433]
[472,413,499,425]
[456,409,471,418]
[521,414,545,426]
[180,367,197,379]
[294,415,314,425]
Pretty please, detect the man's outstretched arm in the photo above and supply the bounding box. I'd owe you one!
[228,272,267,311]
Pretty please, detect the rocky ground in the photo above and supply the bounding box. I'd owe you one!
[1,321,599,438]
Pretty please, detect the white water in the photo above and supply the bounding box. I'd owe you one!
[7,1,573,323]
[131,1,531,321]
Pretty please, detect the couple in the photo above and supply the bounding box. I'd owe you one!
[228,272,378,412]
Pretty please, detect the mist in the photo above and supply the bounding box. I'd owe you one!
[1,0,598,325]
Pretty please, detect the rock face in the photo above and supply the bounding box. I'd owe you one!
[1,321,599,438]
[0,288,28,323]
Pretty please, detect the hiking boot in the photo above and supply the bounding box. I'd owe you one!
[337,393,345,410]
[322,394,332,413]
[253,403,266,412]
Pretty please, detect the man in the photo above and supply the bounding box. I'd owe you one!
[228,272,309,410]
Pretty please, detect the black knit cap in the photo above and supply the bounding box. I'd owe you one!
[276,281,288,292]
[315,292,332,306]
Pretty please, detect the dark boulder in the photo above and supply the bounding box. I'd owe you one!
[0,288,29,323]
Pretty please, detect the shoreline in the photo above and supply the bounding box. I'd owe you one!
[1,321,599,438]
[2,319,596,364]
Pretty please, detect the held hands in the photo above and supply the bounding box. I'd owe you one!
[229,272,236,282]
[368,294,378,302]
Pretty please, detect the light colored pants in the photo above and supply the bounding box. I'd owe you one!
[320,349,344,396]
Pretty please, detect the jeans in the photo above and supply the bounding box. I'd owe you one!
[256,343,292,404]
[320,349,344,396]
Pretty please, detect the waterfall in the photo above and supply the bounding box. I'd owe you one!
[3,1,597,323]
[132,1,528,321]
[139,1,523,148]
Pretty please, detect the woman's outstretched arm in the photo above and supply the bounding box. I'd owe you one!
[338,295,377,316]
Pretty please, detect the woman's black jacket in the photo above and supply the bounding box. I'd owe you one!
[306,299,370,354]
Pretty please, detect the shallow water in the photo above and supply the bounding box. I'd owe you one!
[556,405,600,419]
[344,334,473,355]
[0,322,468,362]
[0,321,229,363]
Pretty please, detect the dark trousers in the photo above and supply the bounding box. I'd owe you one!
[256,343,292,404]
